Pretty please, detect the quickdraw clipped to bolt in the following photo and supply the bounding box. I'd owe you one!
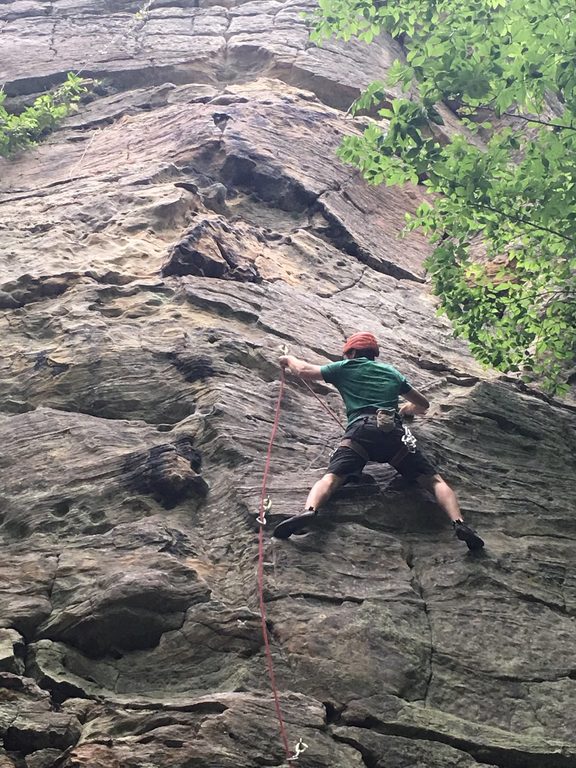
[255,365,292,760]
[287,738,309,761]
[258,496,272,526]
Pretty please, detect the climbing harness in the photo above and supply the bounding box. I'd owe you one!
[256,369,306,762]
[339,437,369,461]
[375,407,396,432]
[338,411,418,468]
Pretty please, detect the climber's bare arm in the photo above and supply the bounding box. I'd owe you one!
[279,355,323,381]
[399,387,430,416]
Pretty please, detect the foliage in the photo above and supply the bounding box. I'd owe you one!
[0,73,88,158]
[312,0,576,393]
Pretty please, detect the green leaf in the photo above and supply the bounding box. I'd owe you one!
[1,75,89,158]
[311,0,576,392]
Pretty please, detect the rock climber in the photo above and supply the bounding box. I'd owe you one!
[273,332,484,550]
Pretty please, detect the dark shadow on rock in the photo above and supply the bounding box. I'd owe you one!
[341,472,378,487]
[161,218,262,282]
[221,153,316,212]
[33,351,70,377]
[333,483,380,501]
[164,351,215,383]
[38,559,211,658]
[0,273,73,310]
[464,547,490,561]
[123,437,208,508]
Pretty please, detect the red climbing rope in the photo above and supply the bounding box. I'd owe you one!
[299,377,344,429]
[256,367,344,760]
[256,368,292,761]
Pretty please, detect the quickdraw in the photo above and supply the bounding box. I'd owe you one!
[287,738,309,761]
[256,368,308,763]
[258,496,272,526]
[401,425,418,454]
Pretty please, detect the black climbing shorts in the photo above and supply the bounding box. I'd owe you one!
[326,415,437,481]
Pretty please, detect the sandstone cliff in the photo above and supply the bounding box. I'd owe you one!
[1,2,576,767]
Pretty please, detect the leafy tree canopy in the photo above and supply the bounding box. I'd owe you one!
[0,73,88,158]
[312,0,576,394]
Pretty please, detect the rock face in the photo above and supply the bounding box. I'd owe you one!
[1,1,576,767]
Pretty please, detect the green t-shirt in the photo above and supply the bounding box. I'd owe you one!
[320,358,411,425]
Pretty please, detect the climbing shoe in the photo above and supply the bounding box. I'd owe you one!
[453,520,484,551]
[273,509,317,539]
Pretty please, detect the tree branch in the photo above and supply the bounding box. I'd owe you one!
[500,112,576,132]
[459,102,576,132]
[471,201,575,242]
[432,169,576,243]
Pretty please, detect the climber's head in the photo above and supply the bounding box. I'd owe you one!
[342,332,380,360]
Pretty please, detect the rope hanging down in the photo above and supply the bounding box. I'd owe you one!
[278,344,343,429]
[299,377,344,429]
[256,366,340,760]
[256,369,292,761]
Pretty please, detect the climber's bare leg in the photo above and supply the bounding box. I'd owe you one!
[305,473,345,512]
[416,473,462,522]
